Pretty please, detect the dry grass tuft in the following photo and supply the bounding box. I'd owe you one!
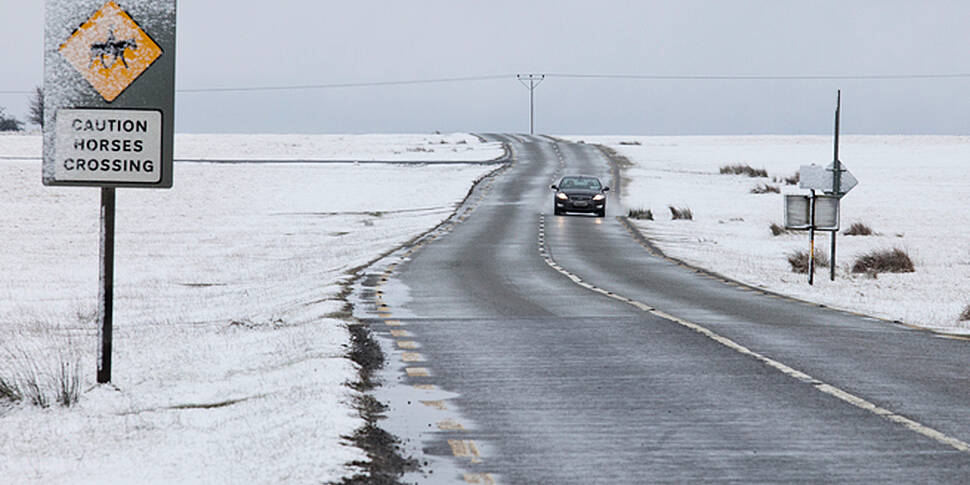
[0,328,83,408]
[668,206,693,220]
[773,172,800,185]
[960,305,970,322]
[787,249,829,274]
[720,164,768,178]
[628,208,653,220]
[751,183,781,194]
[851,248,915,274]
[844,222,874,236]
[769,222,791,236]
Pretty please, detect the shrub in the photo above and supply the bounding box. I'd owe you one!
[628,208,653,220]
[0,108,24,132]
[669,206,693,220]
[719,164,768,178]
[844,222,874,236]
[851,248,915,274]
[769,222,791,236]
[787,249,829,274]
[751,183,781,194]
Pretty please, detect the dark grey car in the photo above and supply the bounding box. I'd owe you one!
[551,175,609,217]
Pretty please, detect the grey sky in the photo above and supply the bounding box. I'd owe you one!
[3,1,970,134]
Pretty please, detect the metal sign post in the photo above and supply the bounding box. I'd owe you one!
[791,92,858,286]
[44,0,176,383]
[808,191,816,285]
[830,90,841,281]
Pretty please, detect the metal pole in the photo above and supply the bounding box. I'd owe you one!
[517,74,545,135]
[831,90,841,281]
[97,187,116,383]
[531,78,536,135]
[809,190,816,286]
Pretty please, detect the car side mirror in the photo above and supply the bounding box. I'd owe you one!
[550,185,558,190]
[603,187,610,192]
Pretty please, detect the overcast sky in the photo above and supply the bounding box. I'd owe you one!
[3,1,970,135]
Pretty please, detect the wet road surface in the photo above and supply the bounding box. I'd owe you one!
[353,135,970,484]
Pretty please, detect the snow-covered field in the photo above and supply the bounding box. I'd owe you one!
[583,135,970,334]
[0,133,501,483]
[0,132,505,162]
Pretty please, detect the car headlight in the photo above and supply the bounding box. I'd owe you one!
[556,192,569,200]
[593,194,605,201]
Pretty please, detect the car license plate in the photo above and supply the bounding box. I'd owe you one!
[573,201,588,207]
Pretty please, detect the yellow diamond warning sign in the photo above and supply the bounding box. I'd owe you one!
[59,1,163,102]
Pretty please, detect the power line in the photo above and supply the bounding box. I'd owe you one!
[545,72,970,81]
[4,71,970,96]
[177,74,512,93]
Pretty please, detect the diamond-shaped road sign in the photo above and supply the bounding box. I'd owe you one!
[799,162,858,197]
[58,1,163,103]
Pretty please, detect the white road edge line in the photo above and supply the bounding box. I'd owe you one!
[536,215,970,453]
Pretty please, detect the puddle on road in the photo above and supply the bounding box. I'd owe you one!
[350,250,490,484]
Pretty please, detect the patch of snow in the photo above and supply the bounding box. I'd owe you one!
[1,132,504,162]
[580,135,970,333]
[0,134,499,483]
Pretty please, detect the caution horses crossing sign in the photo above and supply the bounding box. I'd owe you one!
[44,0,175,188]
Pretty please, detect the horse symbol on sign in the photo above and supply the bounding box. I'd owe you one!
[89,29,137,69]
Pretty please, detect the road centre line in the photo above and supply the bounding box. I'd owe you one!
[536,214,970,453]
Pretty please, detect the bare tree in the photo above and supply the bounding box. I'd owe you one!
[28,86,44,128]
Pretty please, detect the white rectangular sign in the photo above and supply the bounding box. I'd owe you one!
[785,195,811,229]
[784,194,840,231]
[54,109,163,184]
[813,195,840,231]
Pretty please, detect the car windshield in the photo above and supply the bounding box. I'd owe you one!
[560,177,601,191]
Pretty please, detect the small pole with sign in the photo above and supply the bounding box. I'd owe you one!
[808,190,816,285]
[786,91,858,286]
[830,90,841,281]
[44,0,176,383]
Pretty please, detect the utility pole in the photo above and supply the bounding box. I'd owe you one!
[830,90,841,281]
[516,74,545,134]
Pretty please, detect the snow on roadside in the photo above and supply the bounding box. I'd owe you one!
[0,132,505,162]
[580,135,970,334]
[0,134,501,483]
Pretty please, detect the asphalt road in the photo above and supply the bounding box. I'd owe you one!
[355,134,970,484]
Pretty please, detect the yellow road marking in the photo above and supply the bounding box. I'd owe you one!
[397,340,419,349]
[438,418,466,431]
[377,312,392,318]
[464,473,496,484]
[405,367,430,377]
[389,329,410,337]
[448,440,483,463]
[385,320,404,326]
[421,400,448,410]
[413,384,437,390]
[939,334,970,342]
[401,352,425,362]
